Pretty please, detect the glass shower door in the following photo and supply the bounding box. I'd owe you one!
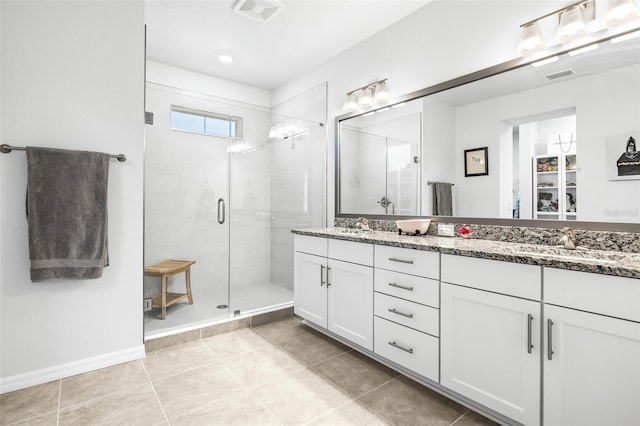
[144,86,231,336]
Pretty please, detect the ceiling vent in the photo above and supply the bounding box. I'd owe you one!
[233,0,285,23]
[545,69,575,80]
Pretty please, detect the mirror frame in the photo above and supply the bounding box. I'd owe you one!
[335,29,640,233]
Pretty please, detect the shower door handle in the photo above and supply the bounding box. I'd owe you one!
[217,198,226,224]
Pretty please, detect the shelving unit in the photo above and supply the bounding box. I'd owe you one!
[533,154,577,220]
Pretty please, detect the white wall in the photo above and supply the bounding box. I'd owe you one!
[271,0,556,223]
[147,61,272,108]
[0,1,145,391]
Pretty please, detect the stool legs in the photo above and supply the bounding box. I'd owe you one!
[161,274,168,320]
[186,268,194,305]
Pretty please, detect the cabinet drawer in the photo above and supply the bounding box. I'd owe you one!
[374,316,439,382]
[375,269,439,307]
[441,254,541,301]
[328,239,373,266]
[294,235,327,257]
[545,268,640,322]
[375,245,439,278]
[375,292,439,336]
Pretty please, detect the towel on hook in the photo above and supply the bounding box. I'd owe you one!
[432,182,453,216]
[26,147,111,282]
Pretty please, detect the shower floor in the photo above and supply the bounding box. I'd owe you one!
[144,281,293,338]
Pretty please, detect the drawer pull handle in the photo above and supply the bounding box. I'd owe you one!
[388,341,413,354]
[388,282,414,291]
[327,267,332,287]
[527,314,534,354]
[388,257,414,264]
[547,319,554,361]
[388,308,413,319]
[320,265,325,287]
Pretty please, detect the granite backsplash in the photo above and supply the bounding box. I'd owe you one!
[333,218,640,253]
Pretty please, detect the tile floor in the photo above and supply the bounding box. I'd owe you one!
[1,317,499,426]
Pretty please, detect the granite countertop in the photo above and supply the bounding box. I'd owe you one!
[292,228,640,279]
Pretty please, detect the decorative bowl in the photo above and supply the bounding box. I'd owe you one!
[396,219,432,236]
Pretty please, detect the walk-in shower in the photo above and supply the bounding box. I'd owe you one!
[143,83,326,337]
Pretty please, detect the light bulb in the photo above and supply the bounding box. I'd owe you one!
[358,86,374,107]
[556,5,589,44]
[517,22,545,56]
[603,0,640,28]
[373,81,389,102]
[342,93,358,112]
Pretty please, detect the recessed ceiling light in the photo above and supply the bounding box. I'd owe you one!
[218,54,233,64]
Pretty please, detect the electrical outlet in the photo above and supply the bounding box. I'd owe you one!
[143,298,152,312]
[438,223,454,237]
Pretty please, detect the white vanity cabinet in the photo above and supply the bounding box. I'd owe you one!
[373,246,440,381]
[543,268,640,426]
[294,235,374,350]
[440,254,542,426]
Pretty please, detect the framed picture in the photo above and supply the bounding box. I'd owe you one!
[464,147,489,177]
[607,132,640,181]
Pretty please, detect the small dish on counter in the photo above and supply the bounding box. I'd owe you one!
[396,219,431,236]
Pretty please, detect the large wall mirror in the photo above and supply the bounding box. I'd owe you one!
[336,32,640,229]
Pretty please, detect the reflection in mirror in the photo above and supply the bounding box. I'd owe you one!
[337,32,640,225]
[340,105,421,215]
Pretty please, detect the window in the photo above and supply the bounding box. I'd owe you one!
[170,106,242,138]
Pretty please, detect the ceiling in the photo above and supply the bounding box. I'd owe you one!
[145,0,431,90]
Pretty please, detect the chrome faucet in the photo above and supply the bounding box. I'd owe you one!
[355,217,371,231]
[559,227,578,250]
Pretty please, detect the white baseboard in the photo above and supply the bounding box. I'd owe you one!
[0,345,146,394]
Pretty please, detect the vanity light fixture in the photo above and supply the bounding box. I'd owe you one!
[556,4,590,43]
[341,79,389,112]
[603,0,640,29]
[516,0,597,56]
[358,86,374,108]
[517,22,545,56]
[373,80,390,102]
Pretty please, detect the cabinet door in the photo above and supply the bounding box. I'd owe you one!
[294,252,327,328]
[441,283,540,426]
[327,259,374,350]
[544,305,640,426]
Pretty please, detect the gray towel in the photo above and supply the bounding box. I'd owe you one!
[26,147,111,282]
[432,182,453,216]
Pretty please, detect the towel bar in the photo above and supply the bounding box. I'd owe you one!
[0,144,126,162]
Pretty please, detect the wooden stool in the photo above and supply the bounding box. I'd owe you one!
[144,259,195,320]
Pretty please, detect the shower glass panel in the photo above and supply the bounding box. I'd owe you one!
[228,105,326,316]
[143,83,327,338]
